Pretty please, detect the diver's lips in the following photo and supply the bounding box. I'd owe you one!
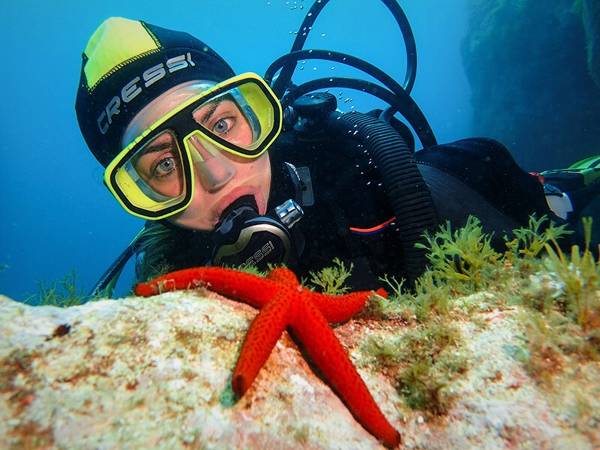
[213,186,260,223]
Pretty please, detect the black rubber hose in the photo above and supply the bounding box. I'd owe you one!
[271,0,417,97]
[381,0,417,93]
[264,50,433,135]
[265,49,406,109]
[326,111,439,283]
[271,0,331,97]
[283,76,437,148]
[88,241,137,298]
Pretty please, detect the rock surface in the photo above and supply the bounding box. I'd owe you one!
[461,0,600,170]
[1,291,599,449]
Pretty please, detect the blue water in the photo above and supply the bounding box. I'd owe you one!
[0,0,470,301]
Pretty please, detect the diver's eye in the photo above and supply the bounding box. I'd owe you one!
[212,117,234,135]
[193,99,252,147]
[152,156,177,178]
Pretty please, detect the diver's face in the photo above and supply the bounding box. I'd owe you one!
[122,81,271,231]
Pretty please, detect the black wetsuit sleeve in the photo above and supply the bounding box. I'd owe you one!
[416,137,560,247]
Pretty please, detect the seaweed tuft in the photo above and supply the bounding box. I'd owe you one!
[26,271,89,307]
[307,258,353,294]
[504,215,572,260]
[541,217,600,331]
[416,216,501,294]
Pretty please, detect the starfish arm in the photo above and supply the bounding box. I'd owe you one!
[265,267,300,286]
[290,298,401,449]
[232,290,292,397]
[134,267,277,308]
[306,290,373,324]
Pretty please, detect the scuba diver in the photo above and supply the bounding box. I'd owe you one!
[75,2,599,297]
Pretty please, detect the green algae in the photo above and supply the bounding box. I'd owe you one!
[541,217,599,330]
[504,215,573,260]
[416,216,501,293]
[362,318,467,415]
[307,258,353,294]
[360,215,600,415]
[26,271,90,307]
[505,217,600,388]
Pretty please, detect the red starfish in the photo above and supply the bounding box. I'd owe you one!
[135,266,401,448]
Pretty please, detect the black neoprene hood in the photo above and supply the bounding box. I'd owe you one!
[75,20,235,167]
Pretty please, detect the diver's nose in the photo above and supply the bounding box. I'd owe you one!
[188,134,236,192]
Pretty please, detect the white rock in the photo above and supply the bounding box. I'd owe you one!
[1,292,598,449]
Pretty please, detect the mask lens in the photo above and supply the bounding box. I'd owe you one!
[191,80,277,155]
[130,130,184,198]
[113,130,190,211]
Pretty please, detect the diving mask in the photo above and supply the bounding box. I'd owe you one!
[104,73,282,220]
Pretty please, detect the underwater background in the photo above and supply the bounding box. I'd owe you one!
[1,0,597,302]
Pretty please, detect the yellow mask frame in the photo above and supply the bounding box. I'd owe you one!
[104,73,282,220]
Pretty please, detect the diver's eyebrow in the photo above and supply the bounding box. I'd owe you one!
[138,140,175,156]
[198,101,220,124]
